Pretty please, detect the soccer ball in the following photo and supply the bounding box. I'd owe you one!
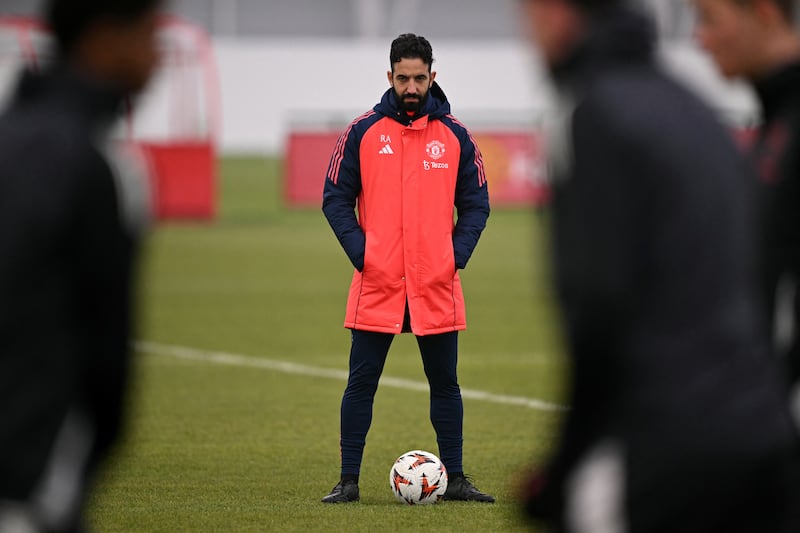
[389,450,448,505]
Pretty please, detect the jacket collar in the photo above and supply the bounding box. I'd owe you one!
[374,81,452,126]
[13,62,125,127]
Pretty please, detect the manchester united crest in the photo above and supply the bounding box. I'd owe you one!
[426,140,446,160]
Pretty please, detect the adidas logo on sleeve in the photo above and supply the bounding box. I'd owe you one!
[378,144,394,155]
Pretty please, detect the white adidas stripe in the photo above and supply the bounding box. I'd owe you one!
[379,144,394,154]
[135,341,566,412]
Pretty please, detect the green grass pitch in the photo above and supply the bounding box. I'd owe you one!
[85,157,568,532]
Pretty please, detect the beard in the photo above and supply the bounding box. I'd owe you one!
[397,91,426,113]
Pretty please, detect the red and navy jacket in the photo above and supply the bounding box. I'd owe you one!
[322,82,490,334]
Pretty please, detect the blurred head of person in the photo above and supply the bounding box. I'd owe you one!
[387,33,437,113]
[517,0,622,68]
[693,0,800,80]
[46,0,164,94]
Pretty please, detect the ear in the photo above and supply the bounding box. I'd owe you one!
[387,70,393,86]
[430,70,437,85]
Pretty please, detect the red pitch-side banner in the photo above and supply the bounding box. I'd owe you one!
[285,130,550,207]
[139,141,216,219]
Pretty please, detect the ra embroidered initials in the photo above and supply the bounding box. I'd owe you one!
[380,135,392,143]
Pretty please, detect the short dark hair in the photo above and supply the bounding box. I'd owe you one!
[566,0,622,8]
[760,0,793,20]
[731,0,793,20]
[777,0,794,19]
[46,0,163,53]
[389,33,434,71]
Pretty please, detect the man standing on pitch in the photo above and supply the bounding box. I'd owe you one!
[517,0,799,530]
[321,33,493,504]
[0,0,159,530]
[694,0,800,427]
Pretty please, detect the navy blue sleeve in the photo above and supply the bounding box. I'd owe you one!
[447,117,490,269]
[322,120,366,272]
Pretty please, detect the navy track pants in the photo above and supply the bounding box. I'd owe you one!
[339,328,463,476]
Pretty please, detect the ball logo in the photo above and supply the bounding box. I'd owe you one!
[426,140,446,160]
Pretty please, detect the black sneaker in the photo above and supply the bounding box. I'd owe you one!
[443,475,495,503]
[321,480,360,503]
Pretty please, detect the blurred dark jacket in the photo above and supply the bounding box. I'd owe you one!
[525,5,799,530]
[0,65,147,525]
[751,62,800,388]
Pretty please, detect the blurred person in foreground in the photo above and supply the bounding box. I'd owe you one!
[694,0,800,427]
[516,0,800,531]
[321,33,492,503]
[0,0,160,530]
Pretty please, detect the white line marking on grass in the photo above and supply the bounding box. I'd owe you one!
[135,341,566,412]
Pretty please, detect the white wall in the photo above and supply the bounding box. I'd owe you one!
[0,31,758,155]
[211,38,549,154]
[210,38,757,155]
[659,42,757,125]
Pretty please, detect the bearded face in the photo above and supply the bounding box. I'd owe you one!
[388,57,435,113]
